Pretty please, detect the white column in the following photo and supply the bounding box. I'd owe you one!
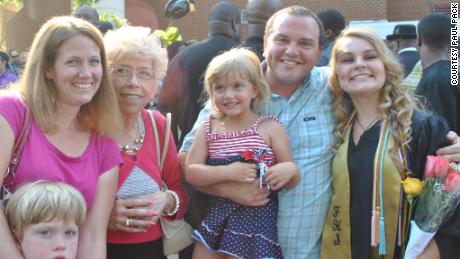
[95,0,125,18]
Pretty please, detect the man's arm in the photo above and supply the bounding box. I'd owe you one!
[437,131,460,162]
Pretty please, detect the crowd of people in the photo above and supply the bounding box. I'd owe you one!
[0,1,459,259]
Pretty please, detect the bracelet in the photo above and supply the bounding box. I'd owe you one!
[162,190,180,216]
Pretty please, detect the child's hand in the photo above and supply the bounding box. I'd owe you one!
[226,162,258,183]
[264,165,296,191]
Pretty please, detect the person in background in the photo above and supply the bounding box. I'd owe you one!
[321,28,448,259]
[0,16,122,259]
[104,25,188,259]
[158,1,241,148]
[242,0,282,61]
[415,13,460,259]
[75,5,113,34]
[75,5,99,25]
[0,51,18,88]
[5,181,87,259]
[166,41,189,62]
[415,13,458,134]
[403,60,422,92]
[386,24,420,77]
[316,8,346,67]
[8,49,20,76]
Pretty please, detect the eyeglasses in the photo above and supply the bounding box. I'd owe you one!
[112,65,155,82]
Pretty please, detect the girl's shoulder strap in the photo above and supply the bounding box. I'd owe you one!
[254,115,282,130]
[204,115,215,137]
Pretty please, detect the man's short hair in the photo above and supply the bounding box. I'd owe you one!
[208,1,240,23]
[418,12,450,51]
[265,6,325,46]
[317,9,345,35]
[75,5,99,24]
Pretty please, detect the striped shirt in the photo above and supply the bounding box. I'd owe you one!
[205,115,276,164]
[182,66,336,259]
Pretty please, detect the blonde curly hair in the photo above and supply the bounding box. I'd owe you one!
[329,28,415,158]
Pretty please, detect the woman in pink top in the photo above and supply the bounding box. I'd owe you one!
[0,16,122,259]
[104,26,188,258]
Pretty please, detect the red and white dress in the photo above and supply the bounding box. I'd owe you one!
[191,115,283,259]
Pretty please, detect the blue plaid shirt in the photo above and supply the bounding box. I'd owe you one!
[181,66,336,259]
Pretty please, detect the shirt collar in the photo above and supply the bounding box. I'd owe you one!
[398,47,417,54]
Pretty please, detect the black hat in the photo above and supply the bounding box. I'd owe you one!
[386,24,417,40]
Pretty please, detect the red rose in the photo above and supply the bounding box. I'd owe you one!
[445,172,460,193]
[424,156,436,177]
[424,156,449,178]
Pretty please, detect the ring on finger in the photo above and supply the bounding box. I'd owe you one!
[125,218,132,227]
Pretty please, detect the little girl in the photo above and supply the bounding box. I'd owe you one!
[185,48,299,259]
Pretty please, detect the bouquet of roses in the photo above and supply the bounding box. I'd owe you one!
[404,156,460,259]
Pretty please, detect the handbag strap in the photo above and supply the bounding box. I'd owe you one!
[147,110,171,190]
[3,107,32,192]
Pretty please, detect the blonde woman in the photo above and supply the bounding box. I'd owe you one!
[321,28,449,258]
[0,16,122,259]
[104,26,188,259]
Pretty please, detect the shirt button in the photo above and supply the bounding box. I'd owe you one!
[133,156,137,161]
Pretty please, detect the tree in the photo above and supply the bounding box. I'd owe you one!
[0,0,126,28]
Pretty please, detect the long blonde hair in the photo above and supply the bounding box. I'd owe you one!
[16,16,120,136]
[329,28,415,157]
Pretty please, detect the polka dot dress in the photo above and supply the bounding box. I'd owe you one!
[191,116,283,259]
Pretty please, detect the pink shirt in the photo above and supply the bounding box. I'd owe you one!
[0,95,122,208]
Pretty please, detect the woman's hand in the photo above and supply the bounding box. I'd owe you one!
[108,197,159,232]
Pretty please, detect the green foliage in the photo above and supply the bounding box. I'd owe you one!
[154,26,183,47]
[0,0,125,29]
[0,0,22,7]
[99,11,127,29]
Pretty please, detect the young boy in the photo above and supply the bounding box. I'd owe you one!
[4,180,86,259]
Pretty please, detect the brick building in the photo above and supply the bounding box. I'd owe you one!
[170,0,453,42]
[1,0,452,51]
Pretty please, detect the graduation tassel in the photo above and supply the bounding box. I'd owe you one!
[379,215,387,255]
[371,210,377,246]
[378,127,390,256]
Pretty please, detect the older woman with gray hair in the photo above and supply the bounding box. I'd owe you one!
[104,25,188,259]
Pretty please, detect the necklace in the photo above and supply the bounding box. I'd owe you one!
[119,115,145,153]
[356,116,381,132]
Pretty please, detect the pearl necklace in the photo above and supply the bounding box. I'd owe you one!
[119,115,145,153]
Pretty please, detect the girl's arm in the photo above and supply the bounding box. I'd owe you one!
[0,116,24,259]
[77,167,118,259]
[185,125,257,187]
[259,120,300,190]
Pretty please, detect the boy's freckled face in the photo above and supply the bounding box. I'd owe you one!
[20,218,79,259]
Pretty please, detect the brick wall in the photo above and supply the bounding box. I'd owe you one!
[165,0,453,42]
